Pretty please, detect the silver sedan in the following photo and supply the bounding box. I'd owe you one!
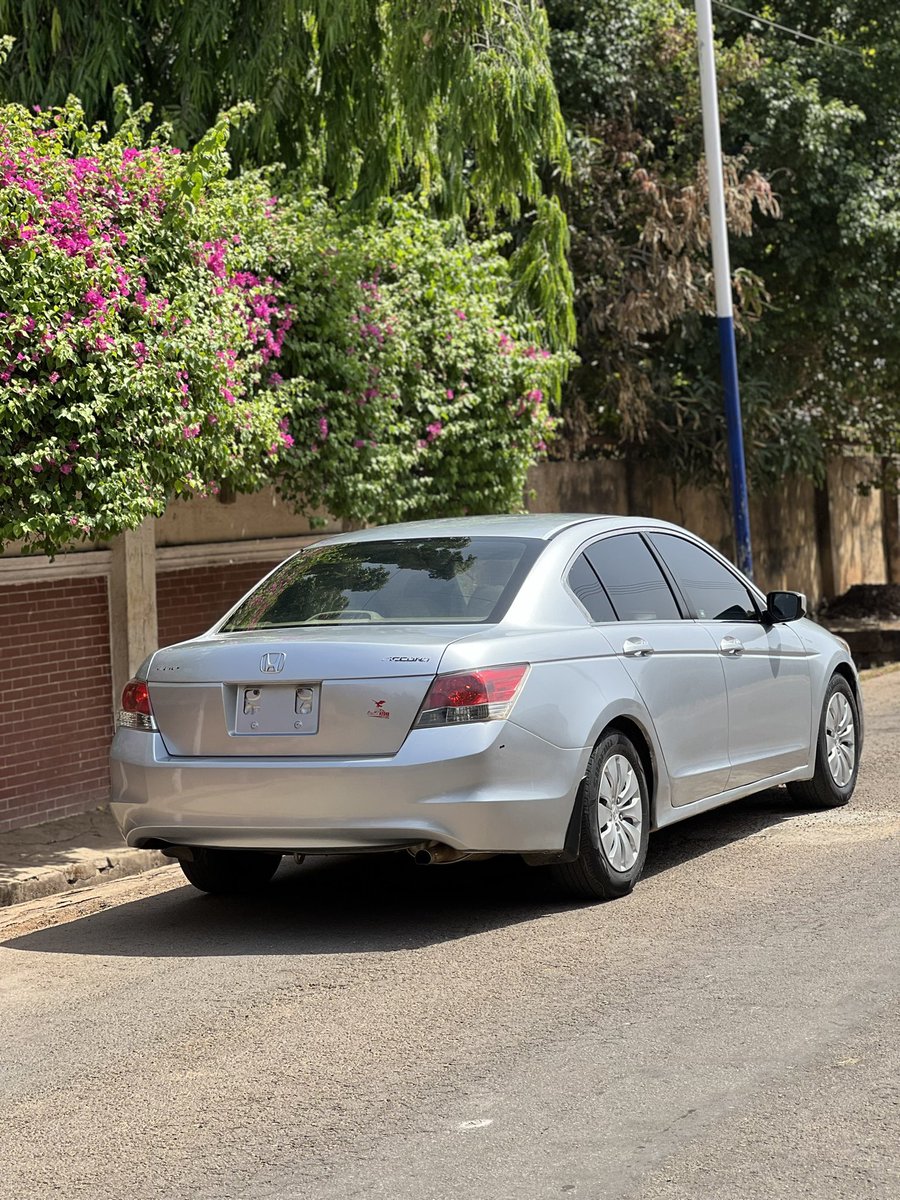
[110,514,862,900]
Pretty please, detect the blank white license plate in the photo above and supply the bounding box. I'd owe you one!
[234,684,321,735]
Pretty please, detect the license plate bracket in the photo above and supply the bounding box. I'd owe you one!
[233,684,321,735]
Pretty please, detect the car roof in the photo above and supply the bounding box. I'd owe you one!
[317,513,686,544]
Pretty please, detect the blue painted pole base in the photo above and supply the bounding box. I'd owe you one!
[716,315,753,579]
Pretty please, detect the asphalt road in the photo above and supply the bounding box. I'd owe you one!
[1,670,898,1200]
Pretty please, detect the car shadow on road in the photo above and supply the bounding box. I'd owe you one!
[3,787,809,960]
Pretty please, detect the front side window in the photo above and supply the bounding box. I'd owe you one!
[649,534,759,621]
[584,535,681,621]
[221,537,542,630]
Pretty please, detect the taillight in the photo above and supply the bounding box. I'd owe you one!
[117,679,157,731]
[414,664,529,728]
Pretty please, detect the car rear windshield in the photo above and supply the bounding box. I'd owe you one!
[220,537,543,629]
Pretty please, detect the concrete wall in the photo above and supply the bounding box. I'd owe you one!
[155,487,339,547]
[527,460,847,605]
[822,458,888,596]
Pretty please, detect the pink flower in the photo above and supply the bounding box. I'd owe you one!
[445,389,454,400]
[31,463,42,473]
[182,424,200,439]
[453,309,467,321]
[353,439,366,449]
[49,372,60,384]
[281,432,295,447]
[426,421,443,442]
[207,413,218,425]
[60,463,73,475]
[318,418,329,440]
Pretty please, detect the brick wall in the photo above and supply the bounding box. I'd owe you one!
[0,575,112,833]
[156,559,279,648]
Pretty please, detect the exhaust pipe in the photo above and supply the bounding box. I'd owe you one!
[410,843,472,866]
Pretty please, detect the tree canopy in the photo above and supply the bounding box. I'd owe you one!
[547,0,900,491]
[0,0,574,345]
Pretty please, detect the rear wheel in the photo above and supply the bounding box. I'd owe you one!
[787,674,860,809]
[550,731,650,901]
[179,848,281,895]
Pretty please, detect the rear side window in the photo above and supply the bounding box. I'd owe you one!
[649,534,759,622]
[584,535,681,621]
[567,554,616,622]
[221,537,542,630]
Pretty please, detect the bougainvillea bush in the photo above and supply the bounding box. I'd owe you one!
[0,97,292,553]
[1,99,572,555]
[274,197,572,526]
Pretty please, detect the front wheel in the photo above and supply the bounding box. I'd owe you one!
[179,848,282,895]
[787,674,860,809]
[550,731,650,901]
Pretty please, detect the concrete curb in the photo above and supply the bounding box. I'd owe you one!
[0,847,169,909]
[0,807,171,910]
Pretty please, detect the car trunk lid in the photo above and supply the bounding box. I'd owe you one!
[145,626,470,757]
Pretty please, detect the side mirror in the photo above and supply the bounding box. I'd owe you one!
[765,590,806,623]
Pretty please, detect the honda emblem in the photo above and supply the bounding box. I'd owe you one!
[260,652,286,674]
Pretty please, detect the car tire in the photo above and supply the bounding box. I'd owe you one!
[179,847,282,895]
[550,731,650,901]
[787,674,860,809]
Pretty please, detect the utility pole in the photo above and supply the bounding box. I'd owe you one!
[694,0,754,578]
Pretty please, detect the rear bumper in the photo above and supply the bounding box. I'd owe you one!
[109,721,585,854]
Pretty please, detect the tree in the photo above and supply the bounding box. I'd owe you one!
[546,0,900,490]
[0,0,574,345]
[547,0,804,484]
[713,2,900,482]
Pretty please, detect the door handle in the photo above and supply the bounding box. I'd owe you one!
[622,636,654,657]
[719,636,745,656]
